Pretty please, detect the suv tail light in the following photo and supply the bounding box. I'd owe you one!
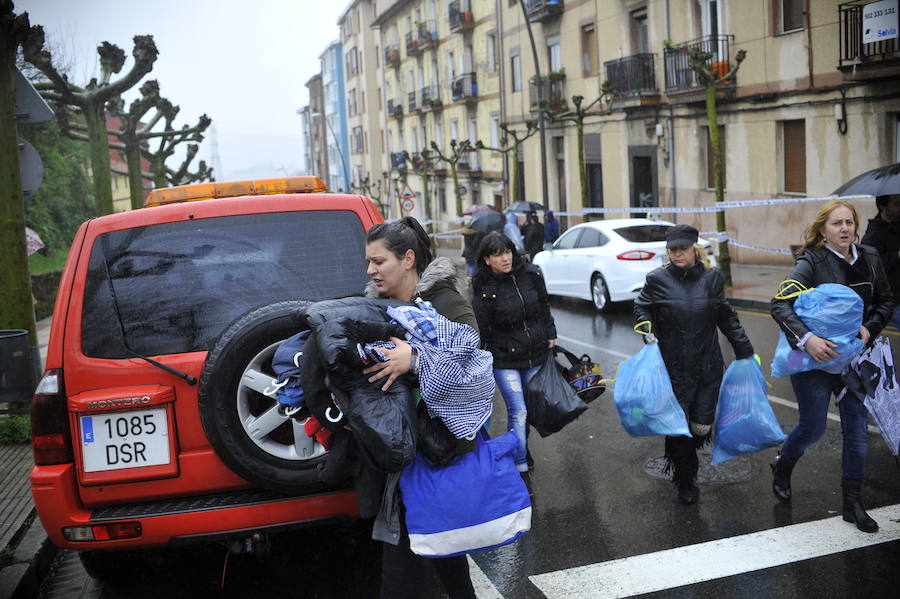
[617,250,656,261]
[31,369,73,465]
[63,521,142,542]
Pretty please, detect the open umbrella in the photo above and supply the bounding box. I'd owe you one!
[25,227,44,256]
[463,204,499,215]
[469,209,504,233]
[833,162,900,197]
[505,201,544,214]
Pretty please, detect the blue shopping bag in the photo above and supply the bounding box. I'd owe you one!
[613,342,691,437]
[771,283,864,378]
[399,431,531,558]
[711,358,786,465]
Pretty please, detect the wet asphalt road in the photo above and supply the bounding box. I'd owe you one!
[38,297,900,598]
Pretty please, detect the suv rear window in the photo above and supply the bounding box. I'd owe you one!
[82,210,368,358]
[613,225,672,243]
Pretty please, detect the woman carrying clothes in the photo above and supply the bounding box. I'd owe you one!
[770,200,893,533]
[362,216,479,599]
[471,231,558,473]
[633,224,754,505]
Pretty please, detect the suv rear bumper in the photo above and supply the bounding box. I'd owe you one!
[31,464,360,550]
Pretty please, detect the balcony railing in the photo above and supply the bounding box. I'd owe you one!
[408,90,418,112]
[384,45,400,69]
[451,72,478,101]
[387,98,403,118]
[449,1,475,32]
[525,0,563,23]
[421,84,442,109]
[604,54,657,98]
[417,21,438,49]
[405,31,419,57]
[390,152,407,171]
[838,1,900,71]
[529,73,568,114]
[663,34,733,93]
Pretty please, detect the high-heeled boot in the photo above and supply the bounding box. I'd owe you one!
[770,453,795,502]
[841,479,878,533]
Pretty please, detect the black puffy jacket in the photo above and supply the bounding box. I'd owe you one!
[634,262,754,427]
[771,245,894,349]
[472,261,557,370]
[861,217,900,302]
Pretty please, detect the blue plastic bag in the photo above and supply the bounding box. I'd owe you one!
[613,342,691,437]
[771,283,864,378]
[399,431,531,558]
[711,358,787,465]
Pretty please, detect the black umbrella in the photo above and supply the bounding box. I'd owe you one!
[832,162,900,198]
[469,209,504,233]
[506,201,544,214]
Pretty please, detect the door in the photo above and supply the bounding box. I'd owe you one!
[543,227,582,295]
[629,146,658,219]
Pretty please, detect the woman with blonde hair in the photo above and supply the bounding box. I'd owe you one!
[634,224,754,504]
[770,200,893,532]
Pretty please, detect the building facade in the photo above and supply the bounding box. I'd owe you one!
[320,41,352,193]
[304,74,329,183]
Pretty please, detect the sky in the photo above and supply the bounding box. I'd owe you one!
[16,0,348,181]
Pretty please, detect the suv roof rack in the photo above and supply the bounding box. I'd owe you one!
[144,176,328,207]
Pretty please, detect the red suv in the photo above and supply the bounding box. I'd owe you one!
[29,177,383,579]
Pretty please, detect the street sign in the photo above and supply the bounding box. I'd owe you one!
[14,69,54,125]
[863,0,898,43]
[458,185,468,196]
[401,198,415,212]
[18,139,44,201]
[400,183,416,199]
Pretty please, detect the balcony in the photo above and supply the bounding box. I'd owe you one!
[529,73,568,114]
[451,72,478,101]
[387,98,403,118]
[417,21,438,50]
[448,1,475,32]
[604,54,658,101]
[408,90,418,113]
[838,1,900,81]
[405,31,420,57]
[390,152,407,172]
[663,34,734,95]
[421,84,443,110]
[384,45,400,69]
[525,0,563,23]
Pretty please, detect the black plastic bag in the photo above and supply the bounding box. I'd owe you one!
[526,352,589,437]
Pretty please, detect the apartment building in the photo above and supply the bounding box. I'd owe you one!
[321,41,352,193]
[304,74,329,184]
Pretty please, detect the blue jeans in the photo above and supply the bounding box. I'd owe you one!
[494,366,541,471]
[780,369,869,481]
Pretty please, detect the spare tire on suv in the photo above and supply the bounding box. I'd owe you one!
[199,300,330,494]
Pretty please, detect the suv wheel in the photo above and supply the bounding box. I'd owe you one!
[199,301,328,494]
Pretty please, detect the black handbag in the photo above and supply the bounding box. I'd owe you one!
[525,352,589,437]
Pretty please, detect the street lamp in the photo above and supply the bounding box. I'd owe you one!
[303,109,351,193]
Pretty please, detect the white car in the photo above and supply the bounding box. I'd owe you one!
[533,219,716,312]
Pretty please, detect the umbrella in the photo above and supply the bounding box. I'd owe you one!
[469,209,504,233]
[832,162,900,197]
[463,204,499,215]
[25,227,44,256]
[505,201,544,214]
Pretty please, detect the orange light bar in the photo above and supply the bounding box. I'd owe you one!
[144,176,328,207]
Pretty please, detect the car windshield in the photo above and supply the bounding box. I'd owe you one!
[613,225,671,243]
[82,210,368,358]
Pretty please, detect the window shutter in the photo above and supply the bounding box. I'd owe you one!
[783,120,806,193]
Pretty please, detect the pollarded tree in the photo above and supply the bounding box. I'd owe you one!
[405,150,436,226]
[141,99,211,188]
[22,27,158,215]
[475,121,539,208]
[429,139,471,217]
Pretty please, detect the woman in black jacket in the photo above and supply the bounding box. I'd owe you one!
[634,224,754,504]
[472,231,557,473]
[770,200,893,533]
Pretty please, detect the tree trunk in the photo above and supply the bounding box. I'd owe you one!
[452,164,462,217]
[0,33,37,345]
[420,170,431,227]
[511,145,520,207]
[83,103,114,215]
[577,119,587,211]
[125,142,144,210]
[707,84,731,286]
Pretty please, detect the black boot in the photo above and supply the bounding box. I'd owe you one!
[666,436,699,505]
[842,479,878,533]
[770,453,795,502]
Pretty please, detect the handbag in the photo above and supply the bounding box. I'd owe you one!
[838,335,900,455]
[711,358,786,465]
[553,345,606,403]
[525,352,589,437]
[399,431,532,558]
[613,342,691,437]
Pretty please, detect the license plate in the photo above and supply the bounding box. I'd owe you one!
[80,408,170,472]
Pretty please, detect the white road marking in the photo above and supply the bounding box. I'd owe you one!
[556,334,632,360]
[468,556,503,598]
[530,503,900,599]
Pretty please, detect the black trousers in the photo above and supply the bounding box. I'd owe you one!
[380,506,476,599]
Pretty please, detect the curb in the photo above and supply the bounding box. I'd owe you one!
[0,515,58,599]
[726,296,771,313]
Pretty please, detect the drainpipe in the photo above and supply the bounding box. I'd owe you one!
[497,0,509,202]
[804,0,814,88]
[665,0,677,216]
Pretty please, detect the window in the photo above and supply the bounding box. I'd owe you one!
[511,52,522,91]
[450,119,459,142]
[614,225,672,243]
[352,126,364,153]
[487,33,498,73]
[705,125,726,189]
[576,228,608,248]
[360,91,365,114]
[434,120,443,150]
[547,35,561,73]
[447,50,456,82]
[779,0,804,33]
[468,118,479,168]
[438,184,447,213]
[347,89,357,117]
[782,119,806,194]
[555,229,582,249]
[581,23,597,76]
[346,48,359,77]
[490,115,500,149]
[630,8,648,54]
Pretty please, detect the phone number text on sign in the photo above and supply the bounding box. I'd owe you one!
[863,0,898,43]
